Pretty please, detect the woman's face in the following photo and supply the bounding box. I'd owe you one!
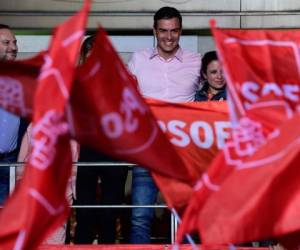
[204,60,226,90]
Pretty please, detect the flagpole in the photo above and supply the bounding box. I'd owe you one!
[171,208,198,250]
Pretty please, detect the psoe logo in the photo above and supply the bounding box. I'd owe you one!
[240,81,300,109]
[223,117,266,168]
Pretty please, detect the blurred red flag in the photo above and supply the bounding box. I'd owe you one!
[0,52,44,119]
[71,27,196,183]
[0,1,90,249]
[178,25,300,248]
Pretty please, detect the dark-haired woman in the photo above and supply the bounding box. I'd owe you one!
[195,50,226,101]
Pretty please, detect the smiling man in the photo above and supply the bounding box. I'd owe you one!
[154,10,181,60]
[128,6,201,243]
[0,24,18,61]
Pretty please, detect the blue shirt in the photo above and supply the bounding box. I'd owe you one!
[0,108,20,153]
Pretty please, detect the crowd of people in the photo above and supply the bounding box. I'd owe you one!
[0,6,230,246]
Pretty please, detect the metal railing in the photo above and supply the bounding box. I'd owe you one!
[0,162,178,244]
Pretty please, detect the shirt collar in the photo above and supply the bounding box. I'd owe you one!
[149,47,183,62]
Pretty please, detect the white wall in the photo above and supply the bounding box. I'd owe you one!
[16,35,214,63]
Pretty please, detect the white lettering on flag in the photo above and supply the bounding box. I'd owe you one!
[30,110,69,170]
[62,30,84,47]
[13,230,26,250]
[39,55,69,99]
[29,188,64,216]
[202,173,220,191]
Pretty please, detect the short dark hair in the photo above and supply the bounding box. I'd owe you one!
[0,24,11,30]
[153,6,182,29]
[201,50,218,80]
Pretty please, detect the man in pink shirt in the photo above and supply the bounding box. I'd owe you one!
[128,6,201,244]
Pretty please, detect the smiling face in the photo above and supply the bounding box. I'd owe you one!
[204,60,226,91]
[154,17,182,60]
[0,28,18,61]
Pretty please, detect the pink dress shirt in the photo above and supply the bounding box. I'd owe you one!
[128,47,201,102]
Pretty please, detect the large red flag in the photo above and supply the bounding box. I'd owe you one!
[178,24,300,248]
[200,114,300,246]
[0,1,90,249]
[70,27,196,183]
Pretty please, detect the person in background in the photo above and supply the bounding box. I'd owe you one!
[194,50,226,101]
[16,123,79,244]
[128,6,201,243]
[74,36,128,244]
[0,24,28,205]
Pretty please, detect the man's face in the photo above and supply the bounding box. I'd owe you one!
[0,28,18,61]
[204,60,226,90]
[154,17,182,59]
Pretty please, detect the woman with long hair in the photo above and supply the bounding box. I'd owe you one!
[195,50,226,101]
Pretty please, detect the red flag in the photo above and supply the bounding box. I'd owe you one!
[148,99,230,210]
[200,114,300,246]
[0,1,90,249]
[178,24,300,248]
[0,52,44,119]
[71,27,196,183]
[149,99,230,176]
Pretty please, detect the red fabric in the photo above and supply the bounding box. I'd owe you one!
[0,52,44,119]
[200,115,300,245]
[149,100,229,177]
[71,27,194,183]
[0,1,90,249]
[148,100,229,210]
[178,25,300,248]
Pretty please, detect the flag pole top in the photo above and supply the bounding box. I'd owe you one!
[210,19,216,29]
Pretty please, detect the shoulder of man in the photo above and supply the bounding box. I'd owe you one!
[128,48,153,73]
